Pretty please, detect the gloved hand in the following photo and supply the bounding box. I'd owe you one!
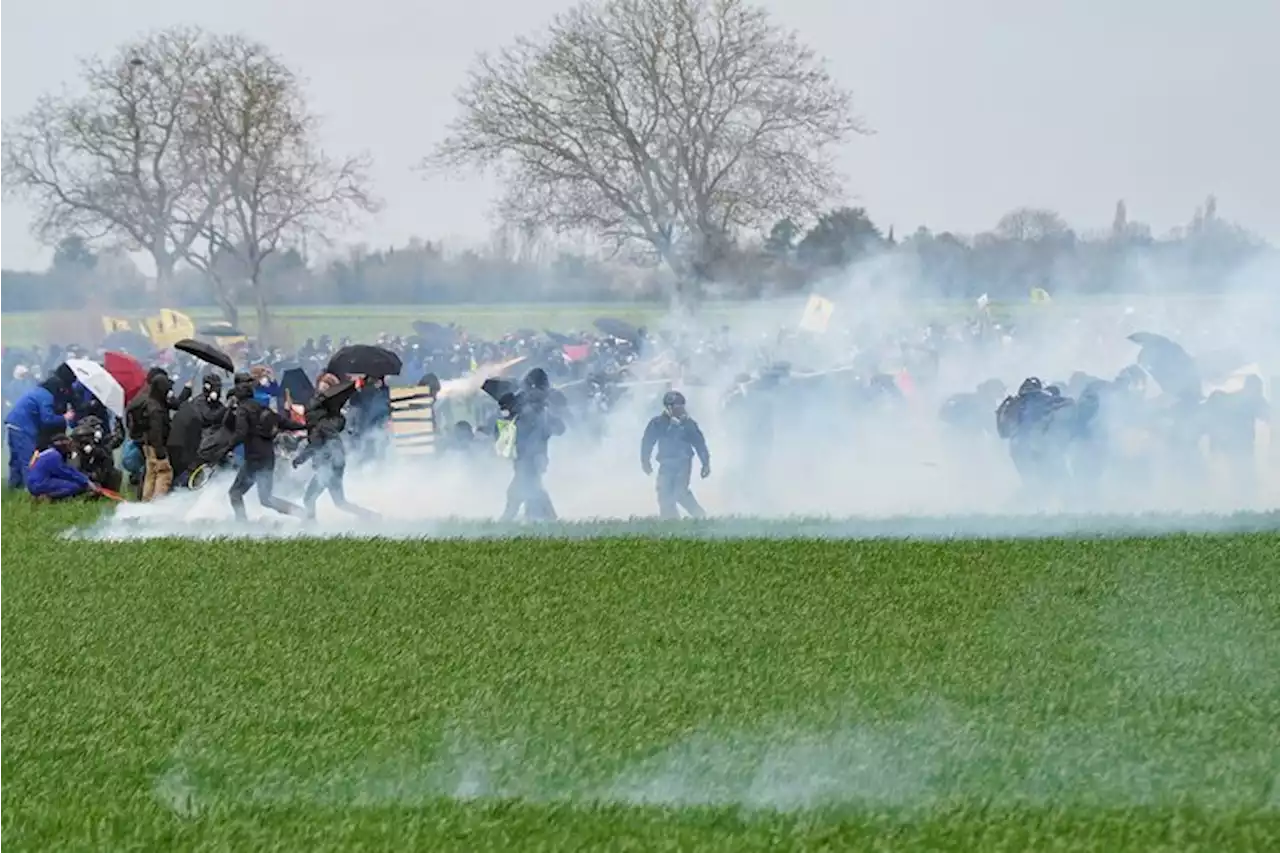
[700,463,711,479]
[641,461,652,476]
[291,455,304,469]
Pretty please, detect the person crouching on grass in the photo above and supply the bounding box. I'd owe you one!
[27,434,101,502]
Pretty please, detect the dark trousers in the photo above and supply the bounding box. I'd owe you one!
[501,457,556,522]
[656,458,704,520]
[229,460,301,521]
[302,463,373,519]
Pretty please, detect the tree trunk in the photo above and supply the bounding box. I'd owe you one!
[153,252,176,306]
[211,277,239,327]
[252,277,272,349]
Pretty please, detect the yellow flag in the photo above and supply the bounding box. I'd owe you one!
[798,294,836,334]
[101,316,133,334]
[1030,287,1052,304]
[144,308,197,348]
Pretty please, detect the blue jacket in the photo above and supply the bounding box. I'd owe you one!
[4,383,68,442]
[253,380,282,412]
[27,447,91,499]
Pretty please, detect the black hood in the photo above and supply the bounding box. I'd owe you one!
[149,372,173,400]
[40,375,69,398]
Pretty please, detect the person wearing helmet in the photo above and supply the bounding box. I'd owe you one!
[641,390,711,520]
[498,368,566,522]
[996,376,1074,500]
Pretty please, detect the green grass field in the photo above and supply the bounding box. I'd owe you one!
[4,497,1279,851]
[1,303,752,348]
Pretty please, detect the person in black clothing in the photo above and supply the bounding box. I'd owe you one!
[499,368,566,522]
[125,367,192,499]
[141,370,178,501]
[69,415,123,492]
[226,374,305,521]
[641,390,711,520]
[292,385,375,520]
[168,372,226,486]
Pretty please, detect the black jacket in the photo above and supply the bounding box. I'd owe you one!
[295,398,347,469]
[512,389,566,463]
[641,414,710,467]
[142,375,176,455]
[169,395,226,453]
[230,397,305,466]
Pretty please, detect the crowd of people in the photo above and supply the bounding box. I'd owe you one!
[2,304,1273,520]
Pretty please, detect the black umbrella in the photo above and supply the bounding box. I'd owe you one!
[481,377,520,404]
[1126,332,1199,397]
[174,338,234,373]
[544,330,579,345]
[280,367,315,406]
[594,317,642,342]
[197,323,246,337]
[101,330,155,356]
[326,345,402,378]
[411,321,458,348]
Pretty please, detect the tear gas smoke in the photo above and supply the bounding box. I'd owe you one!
[80,249,1279,542]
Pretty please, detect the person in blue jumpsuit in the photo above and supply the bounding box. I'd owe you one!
[4,364,75,489]
[27,434,97,500]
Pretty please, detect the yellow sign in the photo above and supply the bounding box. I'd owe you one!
[101,316,133,334]
[1030,287,1052,304]
[143,309,196,348]
[798,294,836,334]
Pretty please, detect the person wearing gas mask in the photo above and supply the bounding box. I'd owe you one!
[168,372,227,486]
[226,372,305,521]
[27,434,99,501]
[69,416,124,493]
[141,370,174,501]
[640,390,711,520]
[125,367,192,500]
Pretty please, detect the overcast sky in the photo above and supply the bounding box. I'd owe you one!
[3,0,1277,271]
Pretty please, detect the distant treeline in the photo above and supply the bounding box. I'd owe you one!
[2,198,1270,316]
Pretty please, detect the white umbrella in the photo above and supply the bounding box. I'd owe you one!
[65,358,126,418]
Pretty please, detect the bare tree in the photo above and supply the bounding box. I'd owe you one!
[2,28,237,297]
[993,207,1073,243]
[428,0,865,298]
[179,35,377,340]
